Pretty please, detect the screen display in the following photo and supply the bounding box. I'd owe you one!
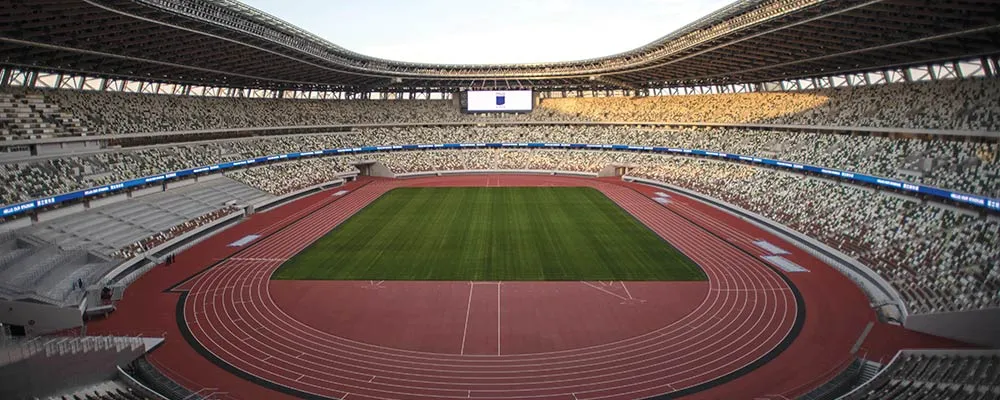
[466,90,533,112]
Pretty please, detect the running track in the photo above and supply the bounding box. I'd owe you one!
[90,175,903,400]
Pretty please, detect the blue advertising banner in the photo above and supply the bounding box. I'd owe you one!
[4,143,998,217]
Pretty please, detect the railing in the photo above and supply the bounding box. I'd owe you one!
[0,335,146,366]
[797,356,864,400]
[117,365,172,400]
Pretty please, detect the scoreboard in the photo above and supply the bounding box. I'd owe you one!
[464,90,533,113]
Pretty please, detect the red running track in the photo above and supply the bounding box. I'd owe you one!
[181,175,797,400]
[90,174,954,400]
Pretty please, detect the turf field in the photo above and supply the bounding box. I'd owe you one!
[273,187,706,281]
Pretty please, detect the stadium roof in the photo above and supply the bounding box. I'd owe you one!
[1,0,999,92]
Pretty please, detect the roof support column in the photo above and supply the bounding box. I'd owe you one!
[26,70,37,88]
[0,68,10,88]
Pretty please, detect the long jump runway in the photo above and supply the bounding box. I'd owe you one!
[172,175,810,400]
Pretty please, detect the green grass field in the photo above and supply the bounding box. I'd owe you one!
[272,187,706,281]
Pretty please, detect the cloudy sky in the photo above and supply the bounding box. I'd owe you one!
[240,0,734,64]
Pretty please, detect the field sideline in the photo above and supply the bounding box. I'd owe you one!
[273,187,705,281]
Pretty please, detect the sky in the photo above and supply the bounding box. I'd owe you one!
[240,0,734,65]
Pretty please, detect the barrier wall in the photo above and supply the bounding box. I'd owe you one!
[34,203,85,222]
[0,298,83,335]
[88,192,128,208]
[4,142,998,219]
[904,308,1000,348]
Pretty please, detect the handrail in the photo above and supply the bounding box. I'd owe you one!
[117,365,172,400]
[787,355,861,399]
[836,350,904,399]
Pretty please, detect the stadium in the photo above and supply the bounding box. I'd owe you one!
[1,0,999,399]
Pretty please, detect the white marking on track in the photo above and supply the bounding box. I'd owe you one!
[497,281,502,356]
[580,281,629,301]
[181,179,800,400]
[460,282,474,355]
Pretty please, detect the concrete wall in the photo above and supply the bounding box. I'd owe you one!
[0,217,31,233]
[164,178,195,190]
[0,299,82,335]
[35,203,85,222]
[130,185,163,199]
[354,161,395,177]
[88,193,127,208]
[196,172,225,182]
[35,140,103,156]
[905,308,1000,348]
[0,338,145,399]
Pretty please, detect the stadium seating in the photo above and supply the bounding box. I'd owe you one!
[844,350,1000,400]
[50,384,152,400]
[227,157,357,195]
[0,178,266,304]
[25,178,266,258]
[0,92,90,140]
[1,78,998,140]
[3,126,999,206]
[0,335,149,399]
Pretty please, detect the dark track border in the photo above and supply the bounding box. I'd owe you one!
[165,177,806,400]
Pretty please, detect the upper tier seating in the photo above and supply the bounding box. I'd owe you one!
[542,79,1000,130]
[0,92,90,140]
[1,78,998,140]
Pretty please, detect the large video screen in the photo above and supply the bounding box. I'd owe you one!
[466,90,533,112]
